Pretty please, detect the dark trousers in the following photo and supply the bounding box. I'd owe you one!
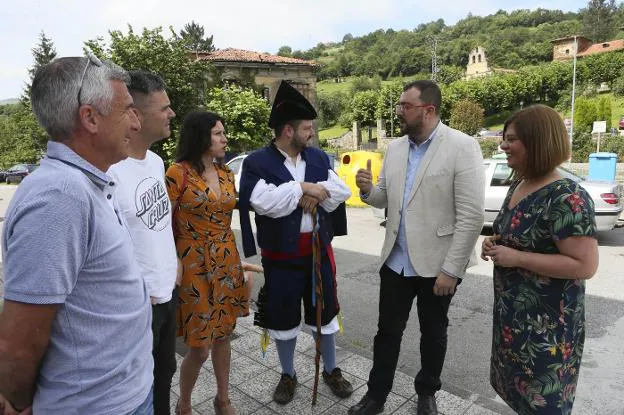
[367,265,455,402]
[152,289,178,415]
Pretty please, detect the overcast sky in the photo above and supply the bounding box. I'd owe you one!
[0,0,588,100]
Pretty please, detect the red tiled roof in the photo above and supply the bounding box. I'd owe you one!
[196,48,317,66]
[578,39,624,56]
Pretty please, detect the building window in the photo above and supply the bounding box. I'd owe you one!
[472,56,476,64]
[478,54,482,63]
[566,49,570,54]
[262,87,270,100]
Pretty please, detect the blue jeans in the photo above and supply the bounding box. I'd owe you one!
[126,386,153,415]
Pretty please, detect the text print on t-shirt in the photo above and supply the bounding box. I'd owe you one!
[135,177,171,231]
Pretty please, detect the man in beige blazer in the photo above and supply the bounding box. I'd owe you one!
[349,80,485,415]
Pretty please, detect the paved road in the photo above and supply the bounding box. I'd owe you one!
[231,207,624,414]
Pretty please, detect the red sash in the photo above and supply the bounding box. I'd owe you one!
[261,233,336,277]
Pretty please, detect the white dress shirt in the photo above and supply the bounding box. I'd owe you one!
[249,147,351,339]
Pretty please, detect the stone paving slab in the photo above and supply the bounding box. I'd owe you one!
[171,314,510,415]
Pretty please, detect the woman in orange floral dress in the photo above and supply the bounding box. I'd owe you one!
[166,111,260,415]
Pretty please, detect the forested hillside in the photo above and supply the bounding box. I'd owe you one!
[278,4,624,80]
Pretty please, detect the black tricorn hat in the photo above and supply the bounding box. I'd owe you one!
[268,81,317,128]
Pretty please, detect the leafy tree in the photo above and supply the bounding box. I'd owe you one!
[277,46,292,57]
[0,110,43,167]
[349,90,378,126]
[612,73,624,96]
[571,130,594,162]
[449,99,484,136]
[479,138,501,158]
[204,85,271,152]
[178,21,215,54]
[22,31,57,103]
[317,91,348,128]
[436,66,464,85]
[7,32,57,154]
[600,135,624,160]
[596,95,612,129]
[580,0,619,42]
[350,75,382,94]
[85,26,215,163]
[573,97,598,132]
[375,82,403,137]
[0,103,19,117]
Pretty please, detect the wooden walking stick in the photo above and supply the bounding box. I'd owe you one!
[311,208,323,405]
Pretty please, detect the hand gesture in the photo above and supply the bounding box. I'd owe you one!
[301,183,329,202]
[480,234,501,261]
[298,194,319,213]
[355,159,373,194]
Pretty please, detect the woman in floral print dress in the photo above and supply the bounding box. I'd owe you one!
[481,105,599,414]
[166,111,260,415]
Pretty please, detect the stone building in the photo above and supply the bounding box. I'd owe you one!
[465,46,492,79]
[464,46,516,80]
[551,36,624,61]
[196,48,318,106]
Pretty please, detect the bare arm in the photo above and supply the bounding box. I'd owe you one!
[0,301,58,411]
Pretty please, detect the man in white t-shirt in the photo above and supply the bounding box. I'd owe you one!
[108,70,177,415]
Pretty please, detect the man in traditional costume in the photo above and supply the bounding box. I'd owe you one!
[238,81,353,405]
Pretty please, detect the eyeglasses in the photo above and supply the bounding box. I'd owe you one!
[77,53,103,107]
[395,102,434,113]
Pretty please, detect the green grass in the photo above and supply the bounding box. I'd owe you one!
[318,75,428,95]
[317,79,355,95]
[319,124,380,141]
[319,125,348,139]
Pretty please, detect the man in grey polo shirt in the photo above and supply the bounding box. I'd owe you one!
[0,56,153,414]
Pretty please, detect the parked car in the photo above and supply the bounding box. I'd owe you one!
[372,154,623,231]
[483,154,622,231]
[226,154,247,192]
[5,163,38,184]
[0,169,7,183]
[477,128,503,138]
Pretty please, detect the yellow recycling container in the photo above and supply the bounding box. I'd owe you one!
[336,151,383,207]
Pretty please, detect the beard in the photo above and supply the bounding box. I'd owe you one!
[399,116,424,138]
[292,133,311,152]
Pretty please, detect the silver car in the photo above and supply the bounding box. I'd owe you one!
[484,156,622,231]
[226,154,247,192]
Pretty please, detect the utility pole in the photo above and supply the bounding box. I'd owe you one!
[389,91,394,137]
[429,36,438,82]
[570,35,578,152]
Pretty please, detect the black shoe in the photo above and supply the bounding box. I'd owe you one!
[322,367,354,398]
[348,393,384,415]
[417,394,438,415]
[273,373,298,404]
